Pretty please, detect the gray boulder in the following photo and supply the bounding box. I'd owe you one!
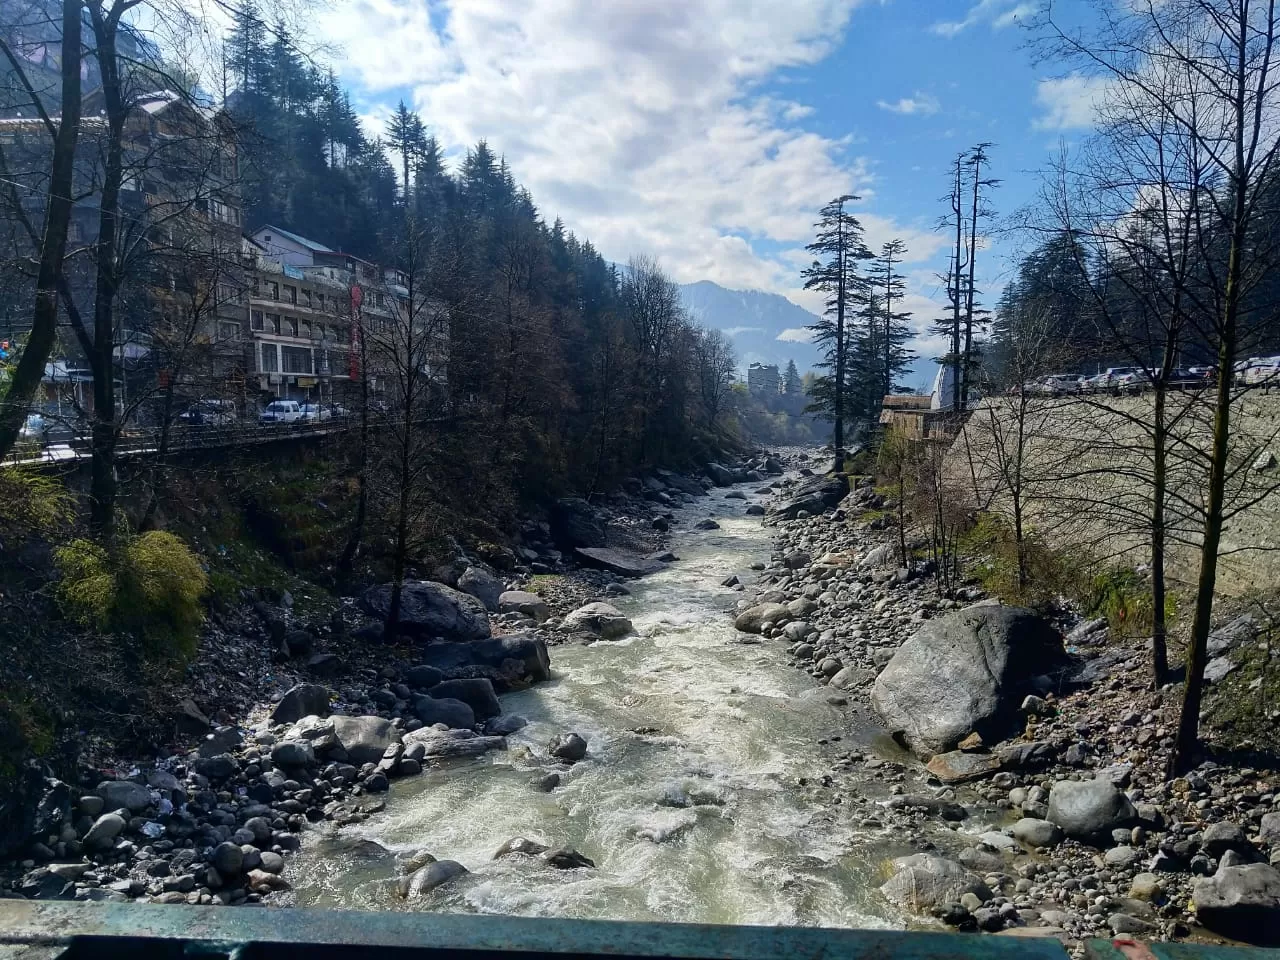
[1260,812,1280,846]
[733,603,792,634]
[212,841,243,877]
[457,566,504,611]
[412,634,551,685]
[879,854,992,913]
[331,715,401,764]
[562,602,633,639]
[574,547,665,578]
[870,604,1064,755]
[270,740,316,768]
[549,732,588,763]
[83,813,126,849]
[360,581,491,641]
[494,837,548,859]
[429,678,501,720]
[550,498,606,549]
[499,590,550,622]
[412,696,476,730]
[270,683,333,724]
[404,665,444,691]
[1046,778,1137,842]
[96,781,151,815]
[1011,818,1063,849]
[402,728,506,759]
[766,475,846,523]
[1193,863,1280,945]
[401,859,469,898]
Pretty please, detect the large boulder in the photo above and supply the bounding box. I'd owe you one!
[1046,778,1137,842]
[95,780,151,815]
[499,590,550,622]
[401,859,469,898]
[766,474,847,523]
[403,665,444,691]
[360,581,491,641]
[1193,863,1280,946]
[870,604,1064,755]
[412,696,476,730]
[562,602,633,639]
[706,463,741,487]
[412,634,551,685]
[330,716,401,764]
[457,567,504,612]
[879,854,992,913]
[402,727,507,759]
[550,498,606,549]
[574,547,665,578]
[270,683,332,724]
[734,603,793,634]
[429,678,501,720]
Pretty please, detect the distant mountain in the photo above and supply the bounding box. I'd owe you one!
[679,280,821,374]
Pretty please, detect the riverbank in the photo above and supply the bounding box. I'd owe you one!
[2,456,778,906]
[742,460,1280,947]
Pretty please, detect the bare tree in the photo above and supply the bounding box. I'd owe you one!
[692,327,736,427]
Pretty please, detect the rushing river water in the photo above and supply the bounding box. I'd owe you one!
[290,486,910,929]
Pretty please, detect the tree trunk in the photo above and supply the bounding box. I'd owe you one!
[337,310,370,583]
[1150,376,1170,688]
[0,0,82,461]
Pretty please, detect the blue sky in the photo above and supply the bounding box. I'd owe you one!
[308,0,1103,388]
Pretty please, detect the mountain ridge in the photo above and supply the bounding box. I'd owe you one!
[679,280,821,373]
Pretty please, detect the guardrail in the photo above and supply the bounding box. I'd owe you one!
[0,901,1271,960]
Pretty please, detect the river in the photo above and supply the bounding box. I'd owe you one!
[289,484,910,929]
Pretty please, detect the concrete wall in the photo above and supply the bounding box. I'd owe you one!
[943,390,1280,596]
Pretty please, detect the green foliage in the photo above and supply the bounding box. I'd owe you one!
[0,470,76,544]
[957,512,1086,610]
[0,692,54,781]
[55,531,208,663]
[1086,567,1175,639]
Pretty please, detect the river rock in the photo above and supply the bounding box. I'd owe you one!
[493,837,549,859]
[270,683,333,724]
[1193,862,1280,945]
[767,475,847,523]
[402,859,469,898]
[543,847,595,869]
[412,634,551,685]
[412,696,476,730]
[1203,821,1253,858]
[924,751,1002,784]
[1046,777,1136,842]
[880,854,992,912]
[487,714,529,735]
[550,498,606,548]
[95,781,151,815]
[562,602,633,639]
[270,740,316,768]
[402,728,506,759]
[360,581,492,641]
[1011,818,1063,849]
[549,732,588,763]
[404,665,444,691]
[331,715,401,764]
[499,591,550,622]
[734,603,793,634]
[429,678,501,720]
[83,813,125,849]
[870,604,1064,755]
[574,547,665,578]
[457,566,504,611]
[212,841,243,877]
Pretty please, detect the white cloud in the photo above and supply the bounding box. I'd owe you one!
[931,0,1034,37]
[723,326,765,336]
[876,92,940,116]
[1033,74,1109,131]
[314,1,933,300]
[777,327,816,343]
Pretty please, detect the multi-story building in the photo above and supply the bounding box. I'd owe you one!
[747,362,781,397]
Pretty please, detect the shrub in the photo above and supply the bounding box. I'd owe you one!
[0,470,76,545]
[55,530,208,663]
[1087,567,1174,639]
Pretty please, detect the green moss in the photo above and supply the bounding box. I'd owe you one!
[1086,567,1176,640]
[0,693,55,781]
[1202,638,1280,753]
[526,574,566,595]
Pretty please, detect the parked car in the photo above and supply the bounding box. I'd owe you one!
[1085,367,1141,392]
[298,402,332,422]
[1242,355,1280,387]
[19,412,48,442]
[178,399,237,426]
[1038,374,1085,395]
[1113,368,1151,391]
[259,400,302,424]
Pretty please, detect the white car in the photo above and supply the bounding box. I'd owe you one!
[1085,367,1140,392]
[1242,356,1280,386]
[259,400,302,423]
[298,403,332,422]
[19,412,48,441]
[1039,374,1085,395]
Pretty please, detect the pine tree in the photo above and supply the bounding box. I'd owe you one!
[871,239,915,401]
[386,101,426,208]
[783,359,801,394]
[225,0,269,94]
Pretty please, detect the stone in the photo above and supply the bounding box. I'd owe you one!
[360,581,492,641]
[1011,818,1063,849]
[246,868,290,892]
[412,634,551,684]
[243,817,272,846]
[404,665,445,690]
[270,740,315,768]
[173,698,212,734]
[1129,873,1163,901]
[487,715,528,735]
[212,841,243,877]
[533,773,561,792]
[1193,863,1280,946]
[549,732,588,763]
[1105,845,1140,868]
[83,813,126,849]
[257,851,285,874]
[870,604,1064,755]
[77,796,104,818]
[574,547,665,578]
[734,603,792,634]
[95,781,151,815]
[550,497,606,549]
[1204,821,1253,858]
[1260,812,1280,846]
[695,519,721,531]
[498,591,551,623]
[457,566,504,611]
[562,602,633,639]
[1046,778,1137,842]
[401,728,507,759]
[194,755,237,780]
[767,475,846,522]
[543,847,595,869]
[402,859,469,897]
[1109,914,1152,936]
[412,696,476,730]
[925,751,1002,784]
[880,854,993,913]
[429,678,502,720]
[829,666,872,691]
[493,837,549,859]
[270,683,333,724]
[1205,657,1237,684]
[283,629,314,657]
[331,715,401,764]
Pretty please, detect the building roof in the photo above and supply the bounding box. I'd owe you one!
[255,225,334,254]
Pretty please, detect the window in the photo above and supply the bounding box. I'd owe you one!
[260,343,278,373]
[281,345,312,375]
[286,316,299,337]
[302,289,312,307]
[267,313,280,334]
[252,276,259,296]
[317,293,326,310]
[269,281,279,301]
[218,321,240,341]
[251,310,264,331]
[375,292,385,308]
[315,324,326,341]
[210,199,239,225]
[299,320,311,339]
[284,285,297,304]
